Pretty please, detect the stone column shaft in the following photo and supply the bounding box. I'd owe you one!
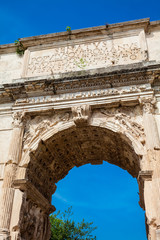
[0,112,24,239]
[141,98,160,240]
[143,112,160,150]
[156,229,160,240]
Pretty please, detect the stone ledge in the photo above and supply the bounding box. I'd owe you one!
[0,62,158,104]
[13,179,55,214]
[138,170,153,210]
[0,18,156,55]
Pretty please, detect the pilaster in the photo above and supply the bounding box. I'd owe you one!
[0,112,25,239]
[140,97,160,240]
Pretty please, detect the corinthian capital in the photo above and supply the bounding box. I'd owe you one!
[139,97,156,114]
[72,105,91,126]
[12,111,26,128]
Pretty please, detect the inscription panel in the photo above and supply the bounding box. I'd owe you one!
[24,35,147,77]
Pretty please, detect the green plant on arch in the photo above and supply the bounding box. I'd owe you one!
[14,39,26,56]
[66,26,71,33]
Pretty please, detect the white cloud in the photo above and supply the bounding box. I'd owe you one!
[54,193,70,204]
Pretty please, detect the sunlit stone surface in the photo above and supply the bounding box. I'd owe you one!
[0,18,160,239]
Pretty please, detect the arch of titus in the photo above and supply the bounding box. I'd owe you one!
[0,18,160,240]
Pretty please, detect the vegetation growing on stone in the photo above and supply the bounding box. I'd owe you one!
[66,26,71,32]
[14,39,26,56]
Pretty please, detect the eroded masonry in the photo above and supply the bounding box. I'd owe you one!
[0,18,160,240]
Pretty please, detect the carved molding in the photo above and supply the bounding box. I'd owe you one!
[14,84,152,107]
[21,106,145,165]
[0,63,158,104]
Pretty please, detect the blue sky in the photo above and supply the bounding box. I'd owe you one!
[52,162,146,240]
[0,0,160,45]
[1,0,160,239]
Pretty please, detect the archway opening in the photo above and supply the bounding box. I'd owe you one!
[52,162,147,240]
[28,125,140,202]
[24,124,143,239]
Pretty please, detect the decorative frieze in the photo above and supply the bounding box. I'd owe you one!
[0,63,157,105]
[14,84,152,107]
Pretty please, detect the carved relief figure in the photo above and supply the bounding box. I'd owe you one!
[72,105,91,126]
[23,112,70,150]
[18,197,50,240]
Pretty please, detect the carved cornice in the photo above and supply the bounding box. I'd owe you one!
[13,83,152,109]
[0,63,159,105]
[0,18,151,55]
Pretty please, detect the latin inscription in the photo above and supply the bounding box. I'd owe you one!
[26,40,145,76]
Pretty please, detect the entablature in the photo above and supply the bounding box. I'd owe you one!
[0,62,159,102]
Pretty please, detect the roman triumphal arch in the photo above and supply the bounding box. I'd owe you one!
[0,18,160,239]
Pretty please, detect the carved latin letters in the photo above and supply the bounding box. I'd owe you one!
[26,41,145,76]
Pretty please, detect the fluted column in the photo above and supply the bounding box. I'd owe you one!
[140,97,160,240]
[140,97,160,150]
[0,112,25,239]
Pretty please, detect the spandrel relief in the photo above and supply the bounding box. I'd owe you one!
[96,106,145,144]
[23,112,70,151]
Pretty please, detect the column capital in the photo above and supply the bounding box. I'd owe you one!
[139,97,156,114]
[12,111,26,128]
